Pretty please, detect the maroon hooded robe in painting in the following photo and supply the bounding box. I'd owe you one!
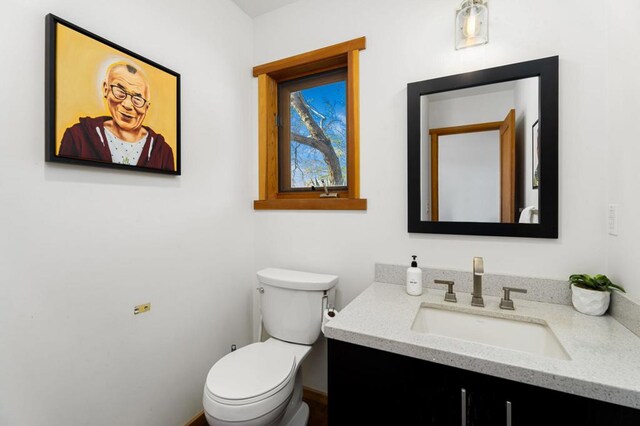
[58,116,175,171]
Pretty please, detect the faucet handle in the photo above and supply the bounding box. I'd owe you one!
[434,280,457,303]
[473,257,484,275]
[500,287,528,310]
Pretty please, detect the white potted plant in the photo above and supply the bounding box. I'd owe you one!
[569,274,625,316]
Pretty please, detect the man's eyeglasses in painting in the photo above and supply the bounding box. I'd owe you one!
[109,85,148,108]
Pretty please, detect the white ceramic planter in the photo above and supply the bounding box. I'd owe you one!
[571,284,611,316]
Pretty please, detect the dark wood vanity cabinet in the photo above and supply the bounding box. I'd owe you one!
[327,339,640,425]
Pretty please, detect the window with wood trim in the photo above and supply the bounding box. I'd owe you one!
[253,37,367,210]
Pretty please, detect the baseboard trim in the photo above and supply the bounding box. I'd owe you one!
[185,410,206,426]
[303,386,328,406]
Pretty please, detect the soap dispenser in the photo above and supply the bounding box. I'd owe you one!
[406,255,423,296]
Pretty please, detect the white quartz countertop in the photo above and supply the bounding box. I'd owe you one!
[324,282,640,409]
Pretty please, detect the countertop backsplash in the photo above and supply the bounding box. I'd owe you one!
[611,291,640,337]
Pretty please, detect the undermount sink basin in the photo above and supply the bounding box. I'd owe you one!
[411,303,570,360]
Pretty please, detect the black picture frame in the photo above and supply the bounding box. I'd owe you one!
[45,14,181,175]
[407,56,559,238]
[532,119,540,189]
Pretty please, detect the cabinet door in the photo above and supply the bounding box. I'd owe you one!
[460,369,508,426]
[328,339,466,425]
[498,376,640,426]
[416,358,464,425]
[328,339,423,425]
[504,379,567,426]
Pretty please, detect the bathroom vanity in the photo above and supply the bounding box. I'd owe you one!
[324,282,640,425]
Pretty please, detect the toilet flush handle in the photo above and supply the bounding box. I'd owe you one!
[257,287,264,294]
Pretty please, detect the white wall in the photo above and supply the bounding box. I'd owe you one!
[0,1,254,425]
[253,0,611,392]
[428,89,514,128]
[606,1,640,299]
[514,77,540,211]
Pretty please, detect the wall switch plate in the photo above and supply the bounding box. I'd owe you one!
[134,303,151,315]
[608,204,618,236]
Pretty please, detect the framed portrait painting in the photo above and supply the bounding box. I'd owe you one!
[532,119,540,189]
[45,14,181,175]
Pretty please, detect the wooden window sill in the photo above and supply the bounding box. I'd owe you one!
[254,198,367,211]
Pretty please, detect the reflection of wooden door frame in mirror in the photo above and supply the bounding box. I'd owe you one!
[429,109,516,223]
[407,56,558,238]
[499,109,516,223]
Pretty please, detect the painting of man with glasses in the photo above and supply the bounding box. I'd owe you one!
[47,15,180,174]
[58,61,175,171]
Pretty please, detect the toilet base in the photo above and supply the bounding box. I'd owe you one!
[204,372,307,426]
[279,370,308,426]
[282,401,308,426]
[204,394,290,426]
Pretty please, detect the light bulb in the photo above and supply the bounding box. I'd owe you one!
[463,6,480,38]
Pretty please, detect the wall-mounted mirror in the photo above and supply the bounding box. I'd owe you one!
[407,57,558,238]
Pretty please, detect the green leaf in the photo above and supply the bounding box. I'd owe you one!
[569,273,625,292]
[607,283,626,293]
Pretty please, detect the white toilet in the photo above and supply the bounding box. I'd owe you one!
[203,268,338,426]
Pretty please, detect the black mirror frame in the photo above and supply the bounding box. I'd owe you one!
[407,56,559,238]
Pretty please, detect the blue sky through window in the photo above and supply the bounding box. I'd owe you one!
[289,80,347,188]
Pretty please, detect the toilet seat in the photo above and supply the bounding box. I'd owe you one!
[204,342,297,422]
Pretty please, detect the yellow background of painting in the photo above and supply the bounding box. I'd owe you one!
[55,23,178,168]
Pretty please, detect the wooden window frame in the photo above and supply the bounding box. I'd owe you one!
[253,37,367,210]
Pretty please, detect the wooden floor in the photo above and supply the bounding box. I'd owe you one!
[303,387,328,426]
[185,411,208,426]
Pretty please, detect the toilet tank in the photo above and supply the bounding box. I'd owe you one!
[257,268,338,345]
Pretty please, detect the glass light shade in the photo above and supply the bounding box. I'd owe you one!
[455,1,488,50]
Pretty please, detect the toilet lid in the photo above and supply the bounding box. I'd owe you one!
[206,342,296,404]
